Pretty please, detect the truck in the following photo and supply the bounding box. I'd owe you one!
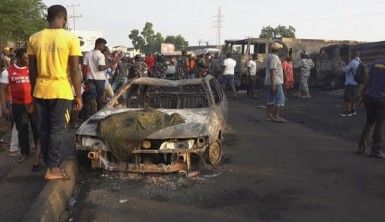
[316,41,385,89]
[222,38,357,89]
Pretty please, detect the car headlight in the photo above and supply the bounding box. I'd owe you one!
[160,140,195,150]
[142,140,152,149]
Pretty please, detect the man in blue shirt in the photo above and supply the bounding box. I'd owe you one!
[357,59,385,158]
[339,50,360,117]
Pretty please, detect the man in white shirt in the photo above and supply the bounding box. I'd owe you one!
[221,53,237,99]
[83,38,109,112]
[247,54,258,97]
[265,42,286,123]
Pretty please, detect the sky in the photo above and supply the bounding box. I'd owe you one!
[43,0,385,47]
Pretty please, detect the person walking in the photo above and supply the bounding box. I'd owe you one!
[247,54,258,98]
[357,59,385,158]
[28,5,83,180]
[0,48,43,170]
[221,53,237,99]
[265,42,286,123]
[294,52,314,99]
[339,50,361,117]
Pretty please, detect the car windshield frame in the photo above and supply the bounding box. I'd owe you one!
[125,83,210,109]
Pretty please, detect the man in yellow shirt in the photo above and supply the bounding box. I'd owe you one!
[28,5,83,180]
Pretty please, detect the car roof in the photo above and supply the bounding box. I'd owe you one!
[130,76,214,87]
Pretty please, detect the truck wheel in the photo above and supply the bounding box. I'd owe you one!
[205,140,223,166]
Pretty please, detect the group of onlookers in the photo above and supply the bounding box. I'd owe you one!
[0,3,384,184]
[264,40,385,158]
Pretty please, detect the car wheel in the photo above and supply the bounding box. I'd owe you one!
[205,140,223,166]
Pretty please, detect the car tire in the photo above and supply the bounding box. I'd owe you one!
[204,139,223,166]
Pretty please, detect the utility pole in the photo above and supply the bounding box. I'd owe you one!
[67,3,82,30]
[212,6,223,48]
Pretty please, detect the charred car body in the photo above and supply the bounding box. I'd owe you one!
[316,41,385,89]
[76,75,228,173]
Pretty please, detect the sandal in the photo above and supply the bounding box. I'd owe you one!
[9,150,20,157]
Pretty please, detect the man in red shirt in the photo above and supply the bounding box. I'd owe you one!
[0,48,42,170]
[145,53,156,75]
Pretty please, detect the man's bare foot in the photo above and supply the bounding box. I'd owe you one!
[44,167,70,181]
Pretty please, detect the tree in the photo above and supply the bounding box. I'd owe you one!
[129,22,189,54]
[0,0,47,46]
[259,25,296,39]
[128,29,145,51]
[164,35,189,51]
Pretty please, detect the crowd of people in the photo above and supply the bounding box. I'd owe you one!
[264,41,385,158]
[0,4,384,182]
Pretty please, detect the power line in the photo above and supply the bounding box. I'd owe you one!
[212,6,223,47]
[67,3,82,30]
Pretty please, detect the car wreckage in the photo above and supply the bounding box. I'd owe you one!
[76,75,228,173]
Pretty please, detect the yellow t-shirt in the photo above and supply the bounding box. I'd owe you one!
[27,29,82,100]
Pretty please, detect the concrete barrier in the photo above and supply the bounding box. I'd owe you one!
[23,158,79,222]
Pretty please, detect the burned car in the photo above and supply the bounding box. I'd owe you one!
[76,75,228,173]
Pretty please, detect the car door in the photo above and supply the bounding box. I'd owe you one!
[208,78,228,129]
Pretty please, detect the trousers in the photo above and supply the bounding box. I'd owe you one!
[12,104,38,156]
[35,99,72,167]
[359,96,385,151]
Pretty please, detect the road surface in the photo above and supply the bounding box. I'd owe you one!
[69,91,385,222]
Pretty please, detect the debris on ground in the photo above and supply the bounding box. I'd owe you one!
[119,199,128,204]
[202,172,222,178]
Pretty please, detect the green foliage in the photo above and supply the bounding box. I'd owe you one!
[129,22,188,54]
[164,35,189,51]
[0,0,47,45]
[259,25,296,39]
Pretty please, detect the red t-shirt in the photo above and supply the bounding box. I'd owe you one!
[6,65,33,104]
[145,56,156,71]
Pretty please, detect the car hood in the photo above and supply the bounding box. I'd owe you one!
[76,108,210,139]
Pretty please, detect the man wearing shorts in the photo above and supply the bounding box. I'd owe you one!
[339,50,360,117]
[265,42,286,123]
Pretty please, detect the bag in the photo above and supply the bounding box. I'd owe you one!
[354,61,367,84]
